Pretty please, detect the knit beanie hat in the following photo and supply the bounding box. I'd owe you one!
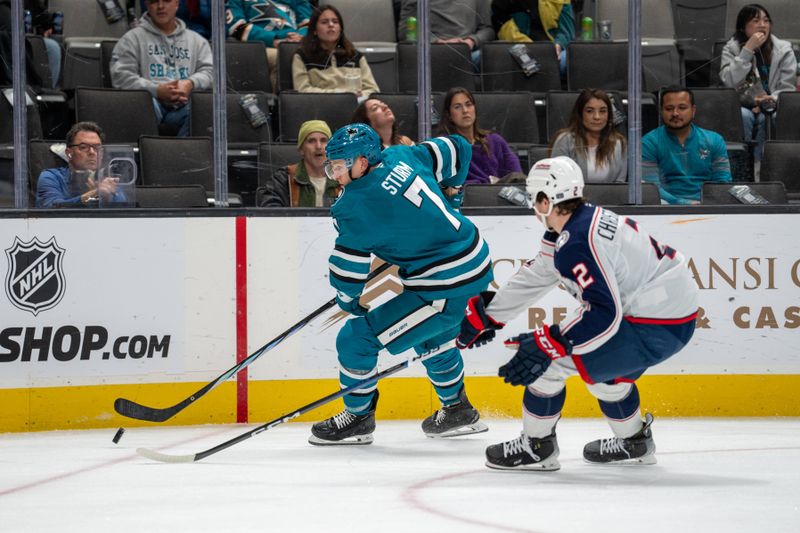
[297,120,332,149]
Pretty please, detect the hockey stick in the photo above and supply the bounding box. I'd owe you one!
[136,341,455,463]
[114,262,391,422]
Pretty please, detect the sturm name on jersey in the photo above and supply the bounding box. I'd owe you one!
[0,325,171,363]
[381,161,415,195]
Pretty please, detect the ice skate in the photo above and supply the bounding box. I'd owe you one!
[421,387,488,438]
[309,393,377,446]
[485,431,560,471]
[583,412,657,465]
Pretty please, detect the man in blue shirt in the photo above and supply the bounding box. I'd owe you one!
[642,86,732,205]
[36,122,125,207]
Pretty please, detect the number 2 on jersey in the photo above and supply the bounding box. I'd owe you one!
[572,263,595,289]
[403,176,461,230]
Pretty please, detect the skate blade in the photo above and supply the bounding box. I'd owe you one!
[425,421,489,439]
[583,454,657,466]
[308,434,374,446]
[485,458,561,472]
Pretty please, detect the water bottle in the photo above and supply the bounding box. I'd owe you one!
[98,0,125,24]
[24,10,33,34]
[239,94,268,128]
[52,12,64,35]
[581,17,593,41]
[406,16,417,42]
[598,20,613,41]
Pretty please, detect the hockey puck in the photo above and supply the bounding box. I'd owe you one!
[112,427,125,444]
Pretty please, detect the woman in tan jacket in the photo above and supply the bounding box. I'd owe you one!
[291,4,379,99]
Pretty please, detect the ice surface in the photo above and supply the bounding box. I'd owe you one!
[2,418,799,532]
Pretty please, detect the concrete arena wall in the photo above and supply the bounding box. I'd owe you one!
[1,211,799,432]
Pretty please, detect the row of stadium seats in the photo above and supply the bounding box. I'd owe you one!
[24,136,800,207]
[10,86,800,146]
[49,40,684,97]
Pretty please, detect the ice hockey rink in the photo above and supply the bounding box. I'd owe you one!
[2,417,799,532]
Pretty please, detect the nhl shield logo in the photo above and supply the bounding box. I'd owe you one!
[4,236,66,316]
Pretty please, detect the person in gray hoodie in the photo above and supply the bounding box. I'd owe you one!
[720,3,797,162]
[111,0,213,137]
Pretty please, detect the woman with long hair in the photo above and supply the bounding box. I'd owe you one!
[438,87,522,185]
[720,3,797,162]
[351,97,414,148]
[550,88,627,183]
[292,4,379,98]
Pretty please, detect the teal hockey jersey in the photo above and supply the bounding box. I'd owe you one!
[329,135,494,301]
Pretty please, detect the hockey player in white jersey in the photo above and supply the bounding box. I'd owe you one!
[457,156,698,471]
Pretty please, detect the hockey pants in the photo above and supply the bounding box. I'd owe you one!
[521,317,696,438]
[336,290,471,415]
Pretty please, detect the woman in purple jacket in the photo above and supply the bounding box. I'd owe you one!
[438,87,522,184]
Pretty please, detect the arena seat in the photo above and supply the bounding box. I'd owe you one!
[702,181,788,204]
[480,42,561,94]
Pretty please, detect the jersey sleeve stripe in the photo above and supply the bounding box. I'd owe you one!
[421,141,444,183]
[331,248,372,264]
[438,136,458,178]
[334,244,371,258]
[329,263,370,282]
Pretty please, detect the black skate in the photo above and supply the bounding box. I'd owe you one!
[583,412,657,465]
[308,393,378,446]
[485,431,560,471]
[421,388,488,438]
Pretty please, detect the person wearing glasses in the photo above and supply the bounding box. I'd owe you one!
[36,122,126,207]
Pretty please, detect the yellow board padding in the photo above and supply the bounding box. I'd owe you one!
[2,375,799,433]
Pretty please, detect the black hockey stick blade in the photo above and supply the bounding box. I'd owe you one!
[136,359,412,463]
[116,262,391,422]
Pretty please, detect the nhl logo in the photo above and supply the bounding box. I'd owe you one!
[4,236,66,316]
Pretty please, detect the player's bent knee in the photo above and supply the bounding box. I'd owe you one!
[586,381,633,403]
[336,317,383,358]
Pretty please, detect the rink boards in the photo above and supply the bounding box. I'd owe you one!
[1,212,799,431]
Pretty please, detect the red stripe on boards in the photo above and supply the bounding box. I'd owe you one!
[236,217,248,423]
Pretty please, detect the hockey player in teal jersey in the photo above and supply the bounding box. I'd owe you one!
[309,123,494,445]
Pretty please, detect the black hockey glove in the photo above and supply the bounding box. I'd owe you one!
[456,292,505,349]
[335,293,370,317]
[498,325,572,386]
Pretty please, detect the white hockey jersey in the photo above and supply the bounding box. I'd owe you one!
[488,203,699,356]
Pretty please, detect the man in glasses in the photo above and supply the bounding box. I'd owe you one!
[309,123,494,446]
[36,122,125,207]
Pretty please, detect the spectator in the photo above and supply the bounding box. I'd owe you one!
[642,87,732,205]
[111,0,212,137]
[0,0,44,88]
[259,120,339,207]
[398,0,494,68]
[438,86,522,185]
[226,0,312,88]
[26,1,62,88]
[491,0,575,78]
[36,122,126,207]
[720,3,797,163]
[140,0,212,39]
[550,88,627,183]
[351,97,414,147]
[292,5,379,99]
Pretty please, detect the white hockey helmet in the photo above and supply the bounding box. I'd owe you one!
[526,156,584,217]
